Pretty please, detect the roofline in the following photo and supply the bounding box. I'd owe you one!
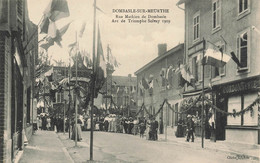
[134,43,184,75]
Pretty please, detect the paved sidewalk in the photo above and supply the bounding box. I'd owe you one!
[158,133,260,161]
[18,130,74,163]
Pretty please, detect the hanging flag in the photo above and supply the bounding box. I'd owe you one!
[230,52,242,68]
[94,26,107,97]
[53,21,72,47]
[96,26,107,78]
[108,45,120,68]
[220,36,242,68]
[39,16,50,34]
[43,0,70,22]
[142,77,149,90]
[81,50,92,67]
[40,37,54,51]
[160,68,166,78]
[204,42,231,67]
[166,66,173,80]
[44,67,53,77]
[149,79,153,89]
[178,64,195,88]
[47,20,58,38]
[79,21,86,38]
[68,41,77,54]
[132,86,136,93]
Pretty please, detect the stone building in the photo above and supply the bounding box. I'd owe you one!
[0,0,38,162]
[177,0,260,144]
[135,43,184,134]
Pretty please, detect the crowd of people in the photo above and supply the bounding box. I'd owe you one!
[35,112,198,143]
[87,114,160,141]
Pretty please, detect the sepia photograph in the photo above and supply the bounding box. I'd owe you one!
[0,0,259,162]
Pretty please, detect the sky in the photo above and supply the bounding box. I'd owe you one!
[27,0,184,76]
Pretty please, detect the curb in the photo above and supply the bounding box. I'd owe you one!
[161,136,260,161]
[56,133,75,163]
[13,150,23,163]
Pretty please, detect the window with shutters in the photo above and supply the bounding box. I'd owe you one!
[212,0,221,31]
[237,29,250,72]
[193,12,200,42]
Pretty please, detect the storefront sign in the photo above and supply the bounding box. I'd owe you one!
[220,79,260,94]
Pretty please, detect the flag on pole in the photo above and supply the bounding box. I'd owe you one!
[96,26,107,78]
[40,22,71,50]
[108,46,120,68]
[204,42,231,67]
[43,0,70,22]
[40,0,70,34]
[39,16,50,34]
[40,37,54,51]
[53,21,72,47]
[68,41,77,54]
[79,21,86,38]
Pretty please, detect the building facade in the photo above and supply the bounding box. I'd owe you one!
[0,0,38,162]
[135,43,184,133]
[178,0,260,144]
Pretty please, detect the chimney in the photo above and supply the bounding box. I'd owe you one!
[158,44,167,56]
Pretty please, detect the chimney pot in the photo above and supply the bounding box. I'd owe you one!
[158,44,167,56]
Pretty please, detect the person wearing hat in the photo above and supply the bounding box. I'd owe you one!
[186,114,195,142]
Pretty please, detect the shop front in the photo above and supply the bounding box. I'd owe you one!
[214,76,260,144]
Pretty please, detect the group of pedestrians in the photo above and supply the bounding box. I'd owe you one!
[36,114,65,132]
[175,114,196,142]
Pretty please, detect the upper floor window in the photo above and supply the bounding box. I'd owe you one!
[237,29,250,71]
[239,0,248,14]
[193,12,200,42]
[212,0,221,30]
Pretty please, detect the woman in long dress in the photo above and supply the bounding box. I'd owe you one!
[145,119,151,140]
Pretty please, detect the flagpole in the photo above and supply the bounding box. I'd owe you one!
[68,50,72,139]
[201,38,206,148]
[90,0,97,160]
[75,32,78,147]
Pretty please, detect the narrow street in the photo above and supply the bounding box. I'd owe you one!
[58,131,256,163]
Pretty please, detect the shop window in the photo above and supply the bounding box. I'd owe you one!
[237,29,250,71]
[193,12,200,42]
[212,0,221,31]
[243,93,258,126]
[227,95,241,125]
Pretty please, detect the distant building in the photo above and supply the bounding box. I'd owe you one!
[177,0,260,144]
[52,54,92,117]
[135,43,184,133]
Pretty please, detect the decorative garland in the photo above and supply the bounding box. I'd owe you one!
[205,96,260,117]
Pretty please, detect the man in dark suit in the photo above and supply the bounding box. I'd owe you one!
[186,115,195,142]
